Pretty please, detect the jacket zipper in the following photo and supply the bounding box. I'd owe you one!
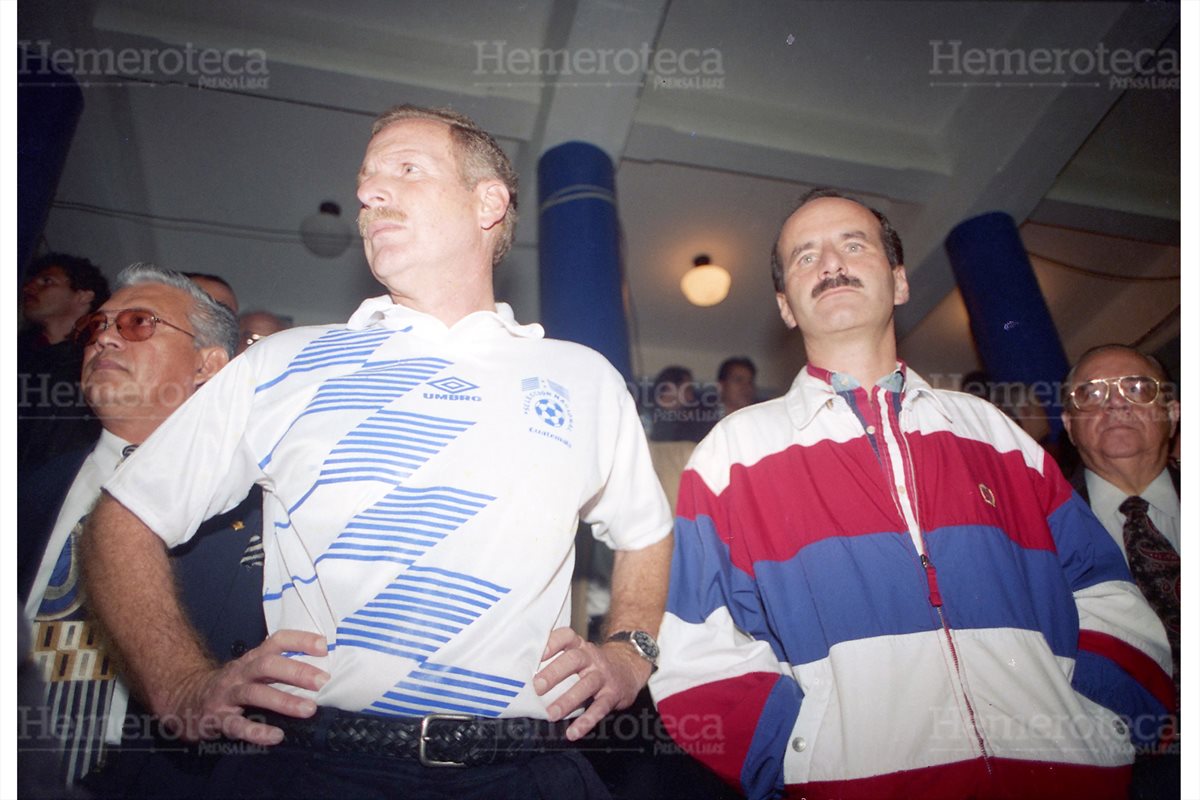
[876,388,990,770]
[921,553,989,769]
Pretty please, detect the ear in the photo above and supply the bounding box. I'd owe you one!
[892,265,909,306]
[193,345,230,387]
[1060,410,1077,445]
[1167,399,1180,439]
[476,179,510,233]
[776,292,798,329]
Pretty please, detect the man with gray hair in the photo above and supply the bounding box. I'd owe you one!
[83,105,672,798]
[18,263,263,794]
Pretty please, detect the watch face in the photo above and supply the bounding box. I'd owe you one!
[632,630,660,661]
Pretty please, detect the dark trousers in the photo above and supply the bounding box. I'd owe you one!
[204,742,611,800]
[1129,751,1180,800]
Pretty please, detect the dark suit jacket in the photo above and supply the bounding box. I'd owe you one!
[18,448,268,660]
[105,491,268,800]
[17,331,102,475]
[17,449,91,603]
[19,447,269,798]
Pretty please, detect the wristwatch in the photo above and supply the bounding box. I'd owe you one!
[605,630,660,668]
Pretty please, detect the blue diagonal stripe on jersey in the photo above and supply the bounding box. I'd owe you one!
[336,566,510,666]
[303,358,450,414]
[319,485,495,567]
[367,662,524,718]
[259,356,452,469]
[286,410,475,516]
[255,328,399,393]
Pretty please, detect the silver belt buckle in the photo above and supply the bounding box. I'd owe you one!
[419,713,474,767]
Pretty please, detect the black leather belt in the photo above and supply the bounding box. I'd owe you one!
[253,707,570,767]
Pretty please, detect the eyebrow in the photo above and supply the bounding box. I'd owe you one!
[358,147,435,180]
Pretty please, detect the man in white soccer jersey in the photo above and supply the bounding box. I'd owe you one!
[83,105,672,798]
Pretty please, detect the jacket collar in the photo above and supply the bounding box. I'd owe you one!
[785,361,950,430]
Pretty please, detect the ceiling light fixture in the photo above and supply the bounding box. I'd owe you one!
[300,200,352,258]
[680,254,731,307]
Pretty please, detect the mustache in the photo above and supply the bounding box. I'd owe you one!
[811,272,864,299]
[357,207,407,238]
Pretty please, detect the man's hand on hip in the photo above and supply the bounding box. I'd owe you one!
[155,629,330,746]
[533,626,652,741]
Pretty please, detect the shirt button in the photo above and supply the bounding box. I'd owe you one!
[825,399,834,410]
[866,425,876,435]
[898,486,907,495]
[791,737,807,752]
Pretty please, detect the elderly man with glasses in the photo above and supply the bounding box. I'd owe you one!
[18,263,266,796]
[1061,344,1180,800]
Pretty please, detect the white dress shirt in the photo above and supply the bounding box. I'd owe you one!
[1084,467,1180,563]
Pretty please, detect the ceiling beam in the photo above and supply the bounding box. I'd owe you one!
[895,2,1180,338]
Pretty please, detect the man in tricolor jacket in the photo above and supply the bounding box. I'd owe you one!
[648,189,1173,800]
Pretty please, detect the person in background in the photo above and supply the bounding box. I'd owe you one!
[1062,343,1180,800]
[716,356,757,416]
[184,272,239,315]
[19,253,111,473]
[649,365,711,443]
[236,309,293,354]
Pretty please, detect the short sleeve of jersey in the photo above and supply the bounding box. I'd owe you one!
[103,347,264,548]
[580,362,672,552]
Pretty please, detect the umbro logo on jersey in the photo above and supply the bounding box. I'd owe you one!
[424,376,482,402]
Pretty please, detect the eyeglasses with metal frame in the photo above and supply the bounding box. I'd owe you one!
[1067,375,1164,411]
[73,308,196,346]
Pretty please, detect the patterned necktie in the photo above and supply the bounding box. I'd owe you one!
[32,517,117,786]
[1119,495,1180,721]
[30,444,138,787]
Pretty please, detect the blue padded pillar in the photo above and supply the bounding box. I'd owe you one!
[537,141,632,380]
[945,211,1068,439]
[18,51,84,279]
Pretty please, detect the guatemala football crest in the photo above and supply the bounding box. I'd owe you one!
[521,376,574,447]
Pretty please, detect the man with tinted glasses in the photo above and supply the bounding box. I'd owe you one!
[1062,344,1180,800]
[18,263,265,795]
